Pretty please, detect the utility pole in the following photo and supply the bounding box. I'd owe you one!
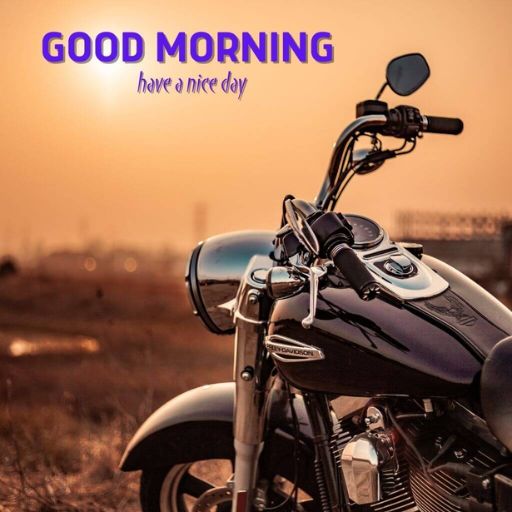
[193,202,207,244]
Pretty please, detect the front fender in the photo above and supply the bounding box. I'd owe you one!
[120,382,234,471]
[120,381,314,472]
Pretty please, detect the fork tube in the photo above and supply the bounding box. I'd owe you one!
[233,320,266,512]
[232,258,270,512]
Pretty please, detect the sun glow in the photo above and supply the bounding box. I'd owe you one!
[59,27,139,103]
[73,58,130,104]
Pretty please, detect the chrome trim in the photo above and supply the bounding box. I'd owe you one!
[345,228,449,300]
[233,310,266,325]
[232,255,270,511]
[421,114,428,131]
[218,298,236,313]
[341,435,381,504]
[365,406,386,431]
[329,243,346,258]
[284,199,320,256]
[187,231,274,334]
[344,214,385,250]
[302,265,328,328]
[384,255,415,277]
[266,266,306,300]
[264,334,325,363]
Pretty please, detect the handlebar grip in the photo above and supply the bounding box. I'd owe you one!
[330,244,380,300]
[424,116,464,135]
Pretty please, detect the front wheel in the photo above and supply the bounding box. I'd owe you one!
[139,427,318,512]
[141,459,237,512]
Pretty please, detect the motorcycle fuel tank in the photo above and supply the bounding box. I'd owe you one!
[267,253,512,398]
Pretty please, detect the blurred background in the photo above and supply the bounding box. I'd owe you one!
[1,0,512,510]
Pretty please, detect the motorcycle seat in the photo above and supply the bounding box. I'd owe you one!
[481,335,512,453]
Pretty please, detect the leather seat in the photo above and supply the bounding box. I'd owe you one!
[481,336,512,452]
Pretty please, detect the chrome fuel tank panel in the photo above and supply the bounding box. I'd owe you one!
[344,216,448,300]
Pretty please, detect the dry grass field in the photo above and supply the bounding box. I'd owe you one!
[1,264,508,511]
[0,270,232,511]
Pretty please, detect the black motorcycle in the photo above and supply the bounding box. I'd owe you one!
[120,54,512,512]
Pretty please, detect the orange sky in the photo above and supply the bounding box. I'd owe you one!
[1,0,512,256]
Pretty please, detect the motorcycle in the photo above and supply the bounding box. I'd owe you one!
[120,53,512,512]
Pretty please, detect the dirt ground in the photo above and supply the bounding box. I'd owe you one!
[2,268,498,511]
[0,270,232,511]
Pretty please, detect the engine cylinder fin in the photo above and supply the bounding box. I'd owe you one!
[409,477,461,512]
[332,412,504,512]
[332,416,418,512]
[407,454,464,512]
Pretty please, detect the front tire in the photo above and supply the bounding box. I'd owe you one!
[139,427,318,512]
[142,460,237,512]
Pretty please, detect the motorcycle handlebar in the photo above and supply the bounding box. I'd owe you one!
[423,115,464,135]
[316,115,388,209]
[384,106,464,138]
[329,243,380,301]
[316,108,464,209]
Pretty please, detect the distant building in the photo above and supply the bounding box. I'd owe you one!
[396,211,512,296]
[37,246,182,280]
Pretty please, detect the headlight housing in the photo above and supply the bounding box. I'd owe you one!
[186,231,274,334]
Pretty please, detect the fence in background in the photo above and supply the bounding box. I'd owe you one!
[395,211,512,296]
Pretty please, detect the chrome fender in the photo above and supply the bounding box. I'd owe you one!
[119,381,314,472]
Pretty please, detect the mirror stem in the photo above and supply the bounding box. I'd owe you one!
[375,82,388,100]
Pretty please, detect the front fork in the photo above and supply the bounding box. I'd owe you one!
[232,257,271,512]
[230,256,343,512]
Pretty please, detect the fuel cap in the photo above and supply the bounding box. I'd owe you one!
[383,254,415,277]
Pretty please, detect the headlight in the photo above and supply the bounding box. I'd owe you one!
[186,231,274,334]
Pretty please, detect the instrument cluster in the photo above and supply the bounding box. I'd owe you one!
[345,214,384,249]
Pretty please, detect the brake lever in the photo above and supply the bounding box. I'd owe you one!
[300,264,328,329]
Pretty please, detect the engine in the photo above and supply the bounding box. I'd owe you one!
[332,401,512,512]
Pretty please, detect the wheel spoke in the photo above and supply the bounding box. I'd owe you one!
[299,499,318,512]
[177,493,188,512]
[178,472,215,497]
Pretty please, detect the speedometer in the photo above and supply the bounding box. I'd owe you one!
[344,214,384,249]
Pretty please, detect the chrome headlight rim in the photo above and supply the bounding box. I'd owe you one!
[186,242,230,335]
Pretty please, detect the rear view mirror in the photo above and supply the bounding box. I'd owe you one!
[386,53,430,96]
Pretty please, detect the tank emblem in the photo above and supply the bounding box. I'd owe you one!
[425,295,477,327]
[264,335,324,363]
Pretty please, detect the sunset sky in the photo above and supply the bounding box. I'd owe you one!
[1,0,511,256]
